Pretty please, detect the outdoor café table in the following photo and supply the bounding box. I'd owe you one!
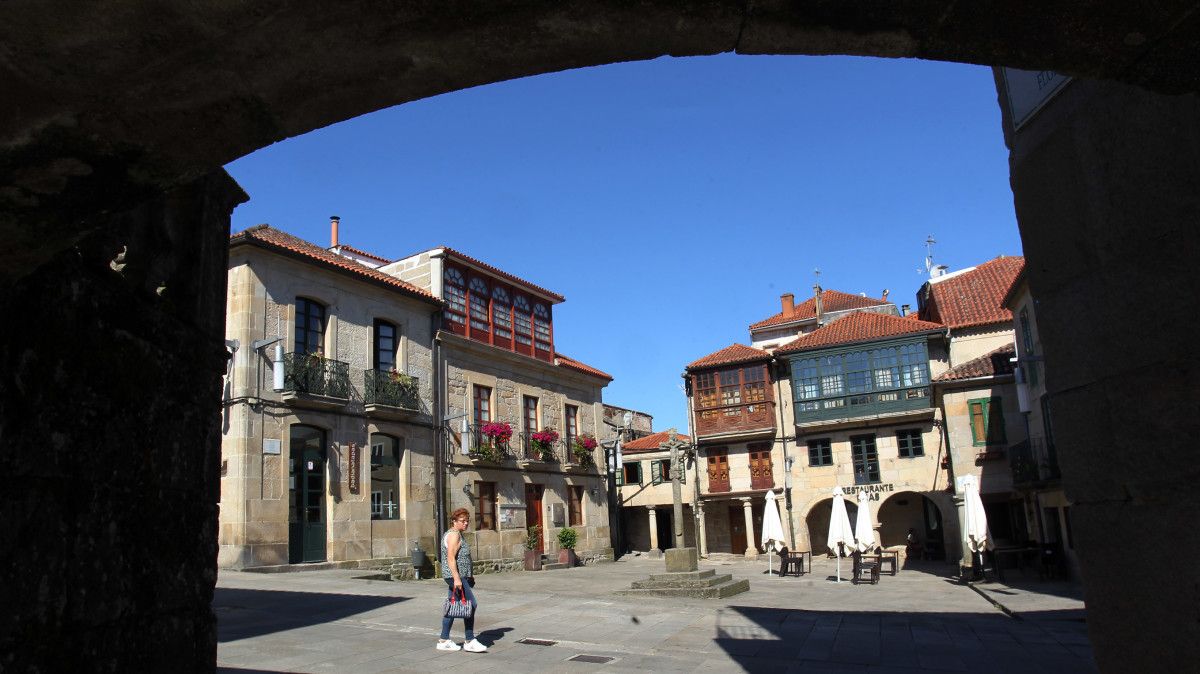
[991,545,1040,581]
[878,549,899,576]
[779,549,811,576]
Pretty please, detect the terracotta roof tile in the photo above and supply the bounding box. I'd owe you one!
[776,312,944,354]
[935,344,1016,382]
[686,344,772,371]
[441,246,565,303]
[750,290,889,330]
[921,256,1025,329]
[230,225,440,303]
[335,244,391,264]
[623,429,692,453]
[554,352,612,381]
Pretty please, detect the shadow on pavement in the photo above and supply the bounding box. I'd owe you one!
[477,626,514,646]
[215,587,411,642]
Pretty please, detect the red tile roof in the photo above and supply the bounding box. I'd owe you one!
[686,344,772,371]
[750,290,889,330]
[623,429,693,453]
[776,312,944,354]
[335,244,391,264]
[920,256,1025,329]
[230,225,440,303]
[440,246,566,303]
[935,344,1016,382]
[554,352,613,382]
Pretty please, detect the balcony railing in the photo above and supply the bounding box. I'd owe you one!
[1010,436,1061,485]
[466,424,514,463]
[694,401,776,437]
[283,352,351,398]
[517,431,561,462]
[795,386,931,424]
[363,369,420,410]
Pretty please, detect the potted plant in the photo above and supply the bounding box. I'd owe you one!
[572,434,598,467]
[557,526,578,566]
[531,427,559,462]
[472,421,512,462]
[524,525,542,571]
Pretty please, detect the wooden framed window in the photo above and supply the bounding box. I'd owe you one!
[533,303,552,352]
[897,429,924,457]
[468,276,490,334]
[695,372,718,409]
[492,285,512,345]
[969,397,1006,446]
[719,369,741,406]
[807,438,832,467]
[564,404,578,449]
[568,486,583,526]
[513,295,533,347]
[706,448,730,492]
[743,366,766,403]
[294,297,326,356]
[373,319,397,372]
[1020,308,1038,387]
[476,481,497,531]
[651,459,665,484]
[748,442,773,489]
[473,385,491,428]
[622,462,643,485]
[523,395,538,435]
[443,267,466,328]
[851,434,880,485]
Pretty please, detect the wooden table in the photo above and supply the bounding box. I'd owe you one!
[878,549,899,576]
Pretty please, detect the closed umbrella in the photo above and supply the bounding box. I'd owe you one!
[963,476,992,558]
[826,487,855,583]
[761,490,786,576]
[854,490,877,553]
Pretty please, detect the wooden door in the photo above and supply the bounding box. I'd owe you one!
[288,425,327,563]
[525,484,545,555]
[707,448,730,492]
[748,442,773,490]
[728,505,746,554]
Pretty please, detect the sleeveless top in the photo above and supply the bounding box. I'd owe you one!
[441,530,473,579]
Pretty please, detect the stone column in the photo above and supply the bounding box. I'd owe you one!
[697,503,709,557]
[741,497,755,557]
[647,506,661,556]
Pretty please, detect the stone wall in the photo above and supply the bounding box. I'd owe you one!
[0,171,244,671]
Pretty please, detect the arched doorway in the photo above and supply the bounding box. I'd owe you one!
[805,497,858,556]
[878,491,945,561]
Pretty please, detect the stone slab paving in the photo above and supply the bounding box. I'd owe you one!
[216,555,1096,673]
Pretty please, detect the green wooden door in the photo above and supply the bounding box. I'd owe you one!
[289,425,327,563]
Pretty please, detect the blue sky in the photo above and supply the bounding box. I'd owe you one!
[225,54,1021,434]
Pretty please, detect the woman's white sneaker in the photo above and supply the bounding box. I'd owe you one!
[436,639,461,651]
[463,639,488,653]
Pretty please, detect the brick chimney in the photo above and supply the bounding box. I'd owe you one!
[330,215,340,248]
[813,284,824,324]
[780,293,795,315]
[882,289,889,302]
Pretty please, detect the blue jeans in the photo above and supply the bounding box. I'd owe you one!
[440,578,476,641]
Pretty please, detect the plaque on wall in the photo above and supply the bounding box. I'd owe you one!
[348,443,360,495]
[263,438,281,455]
[499,504,526,530]
[551,503,565,528]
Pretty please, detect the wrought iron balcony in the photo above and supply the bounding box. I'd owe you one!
[517,431,561,462]
[466,424,514,463]
[1010,436,1061,485]
[363,369,420,410]
[282,352,351,399]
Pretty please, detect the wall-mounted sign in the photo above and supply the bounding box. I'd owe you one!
[839,483,896,502]
[263,438,281,455]
[1002,68,1072,131]
[348,443,361,495]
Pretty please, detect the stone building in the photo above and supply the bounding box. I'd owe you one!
[616,429,697,555]
[220,225,443,568]
[384,246,614,569]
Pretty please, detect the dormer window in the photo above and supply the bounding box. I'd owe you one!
[492,286,512,344]
[468,277,489,332]
[443,267,466,327]
[533,303,552,352]
[514,295,533,347]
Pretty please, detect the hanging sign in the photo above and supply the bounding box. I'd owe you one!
[348,443,361,495]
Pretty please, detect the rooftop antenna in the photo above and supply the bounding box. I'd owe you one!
[918,234,940,277]
[813,267,821,285]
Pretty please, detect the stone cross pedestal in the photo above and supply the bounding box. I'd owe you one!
[617,546,748,599]
[665,547,698,572]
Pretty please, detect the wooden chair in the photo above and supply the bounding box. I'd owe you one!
[851,551,880,585]
[777,547,807,577]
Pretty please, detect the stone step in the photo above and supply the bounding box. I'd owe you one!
[630,573,734,590]
[648,569,716,582]
[616,578,750,599]
[541,562,569,571]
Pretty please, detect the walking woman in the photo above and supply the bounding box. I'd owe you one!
[437,508,487,652]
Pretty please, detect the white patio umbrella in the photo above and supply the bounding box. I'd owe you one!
[826,487,856,583]
[761,490,786,576]
[963,476,993,558]
[854,490,877,553]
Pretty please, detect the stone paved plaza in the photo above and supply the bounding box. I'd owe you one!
[216,555,1095,673]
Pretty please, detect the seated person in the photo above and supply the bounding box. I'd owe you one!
[905,528,921,557]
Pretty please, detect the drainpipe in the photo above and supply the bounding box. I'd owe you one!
[431,309,446,567]
[773,359,796,549]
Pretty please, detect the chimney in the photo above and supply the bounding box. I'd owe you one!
[330,215,340,248]
[813,284,824,324]
[901,304,911,317]
[882,289,889,302]
[780,293,795,315]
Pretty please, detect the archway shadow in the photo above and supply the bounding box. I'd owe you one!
[215,587,411,643]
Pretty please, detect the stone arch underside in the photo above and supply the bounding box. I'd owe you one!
[4,2,1200,672]
[3,2,1200,279]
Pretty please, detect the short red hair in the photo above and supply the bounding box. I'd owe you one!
[450,508,470,523]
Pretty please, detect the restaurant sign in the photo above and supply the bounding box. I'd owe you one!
[839,483,895,501]
[348,442,361,495]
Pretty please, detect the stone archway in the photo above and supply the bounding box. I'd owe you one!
[878,491,953,561]
[803,496,858,557]
[3,4,1200,671]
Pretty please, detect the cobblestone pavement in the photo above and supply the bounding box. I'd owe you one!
[216,554,1095,673]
